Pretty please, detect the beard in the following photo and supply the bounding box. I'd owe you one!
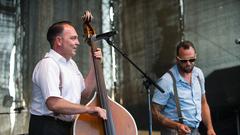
[178,63,194,73]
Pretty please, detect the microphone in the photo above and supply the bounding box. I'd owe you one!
[235,38,240,45]
[91,31,117,42]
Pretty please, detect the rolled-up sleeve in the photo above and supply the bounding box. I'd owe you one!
[152,75,172,105]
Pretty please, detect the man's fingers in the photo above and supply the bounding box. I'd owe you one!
[82,10,93,22]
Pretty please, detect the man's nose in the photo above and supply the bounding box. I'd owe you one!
[76,39,80,45]
[185,60,192,65]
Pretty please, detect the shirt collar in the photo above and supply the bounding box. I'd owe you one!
[45,49,70,63]
[172,64,198,83]
[172,65,182,82]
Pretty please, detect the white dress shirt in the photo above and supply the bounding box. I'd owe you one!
[30,49,85,121]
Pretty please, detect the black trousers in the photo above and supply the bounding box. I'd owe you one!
[28,114,73,135]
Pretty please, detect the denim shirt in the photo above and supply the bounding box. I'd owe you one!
[152,65,205,128]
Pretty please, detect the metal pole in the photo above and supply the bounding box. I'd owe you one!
[178,0,185,41]
[236,110,240,135]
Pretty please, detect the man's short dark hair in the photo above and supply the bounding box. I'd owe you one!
[176,40,196,56]
[47,21,73,48]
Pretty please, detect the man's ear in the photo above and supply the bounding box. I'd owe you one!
[176,56,179,62]
[55,36,62,46]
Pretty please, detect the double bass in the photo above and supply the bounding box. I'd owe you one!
[73,11,138,135]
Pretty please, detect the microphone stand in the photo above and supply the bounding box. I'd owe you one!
[105,38,164,135]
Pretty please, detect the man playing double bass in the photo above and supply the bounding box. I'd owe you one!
[28,11,107,135]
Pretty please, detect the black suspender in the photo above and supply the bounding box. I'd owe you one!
[43,57,63,95]
[168,70,184,124]
[168,70,203,124]
[42,57,62,117]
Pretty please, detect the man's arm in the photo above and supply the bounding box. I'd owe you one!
[82,48,102,98]
[201,95,216,135]
[46,97,107,119]
[151,102,191,134]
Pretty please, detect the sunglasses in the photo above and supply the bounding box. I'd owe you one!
[177,56,196,63]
